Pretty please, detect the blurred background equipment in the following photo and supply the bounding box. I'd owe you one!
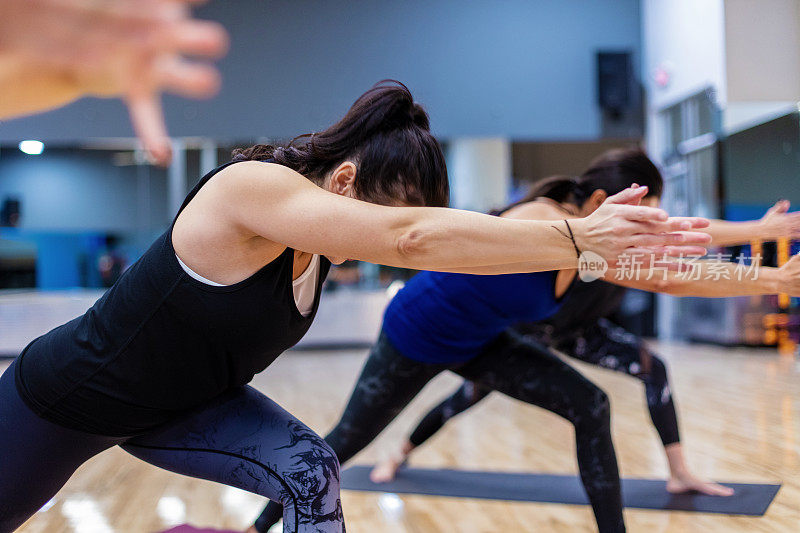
[0,197,21,227]
[597,51,633,118]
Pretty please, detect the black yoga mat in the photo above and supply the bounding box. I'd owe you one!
[341,466,780,516]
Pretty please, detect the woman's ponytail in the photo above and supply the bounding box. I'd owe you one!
[348,79,429,133]
[493,175,581,215]
[526,175,584,204]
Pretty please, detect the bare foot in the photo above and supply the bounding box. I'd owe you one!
[667,475,734,496]
[370,455,407,483]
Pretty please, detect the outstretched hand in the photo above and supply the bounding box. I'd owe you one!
[570,185,711,269]
[761,200,800,240]
[0,0,229,166]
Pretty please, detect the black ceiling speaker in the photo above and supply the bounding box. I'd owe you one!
[597,51,633,119]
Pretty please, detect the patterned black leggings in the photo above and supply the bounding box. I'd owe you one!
[0,361,343,533]
[255,330,624,533]
[528,317,679,446]
[411,317,680,451]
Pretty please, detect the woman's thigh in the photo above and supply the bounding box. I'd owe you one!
[556,319,644,374]
[456,330,606,421]
[122,386,343,533]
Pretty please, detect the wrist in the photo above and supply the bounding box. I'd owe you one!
[755,219,777,241]
[568,217,587,256]
[761,267,783,294]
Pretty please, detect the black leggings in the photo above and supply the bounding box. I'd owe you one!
[529,317,680,446]
[255,331,624,533]
[408,318,680,450]
[408,380,491,446]
[0,361,343,533]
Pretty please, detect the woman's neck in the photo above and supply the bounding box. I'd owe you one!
[534,197,579,216]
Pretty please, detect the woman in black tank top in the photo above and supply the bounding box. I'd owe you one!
[0,81,712,533]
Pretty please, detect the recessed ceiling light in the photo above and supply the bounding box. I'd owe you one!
[19,140,44,155]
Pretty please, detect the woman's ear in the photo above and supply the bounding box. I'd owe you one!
[328,161,357,197]
[585,189,608,213]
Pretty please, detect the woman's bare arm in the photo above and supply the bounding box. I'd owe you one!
[437,201,580,274]
[217,162,710,274]
[705,200,800,246]
[604,253,800,297]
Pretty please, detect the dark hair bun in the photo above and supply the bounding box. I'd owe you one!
[359,80,431,132]
[410,102,430,129]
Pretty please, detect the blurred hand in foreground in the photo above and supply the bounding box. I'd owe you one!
[0,0,229,165]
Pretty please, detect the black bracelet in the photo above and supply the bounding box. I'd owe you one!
[551,219,582,258]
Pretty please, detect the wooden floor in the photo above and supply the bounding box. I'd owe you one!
[4,341,800,532]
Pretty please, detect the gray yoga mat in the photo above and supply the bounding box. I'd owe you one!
[341,466,780,516]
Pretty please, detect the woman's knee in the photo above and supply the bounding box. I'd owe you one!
[307,437,341,501]
[647,355,669,383]
[282,432,341,502]
[569,383,611,430]
[318,438,342,482]
[590,387,611,420]
[276,433,343,528]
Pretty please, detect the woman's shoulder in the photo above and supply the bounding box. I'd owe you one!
[216,159,290,179]
[212,160,311,198]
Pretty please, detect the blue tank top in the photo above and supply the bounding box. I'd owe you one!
[382,270,565,364]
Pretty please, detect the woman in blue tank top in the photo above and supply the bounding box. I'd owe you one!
[382,269,566,364]
[369,149,800,502]
[251,149,800,533]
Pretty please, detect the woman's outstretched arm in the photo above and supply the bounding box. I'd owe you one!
[705,200,800,246]
[605,253,800,297]
[219,162,710,274]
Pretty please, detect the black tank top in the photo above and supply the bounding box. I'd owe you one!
[15,161,331,436]
[541,280,627,333]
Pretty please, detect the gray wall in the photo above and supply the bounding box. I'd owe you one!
[0,0,641,143]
